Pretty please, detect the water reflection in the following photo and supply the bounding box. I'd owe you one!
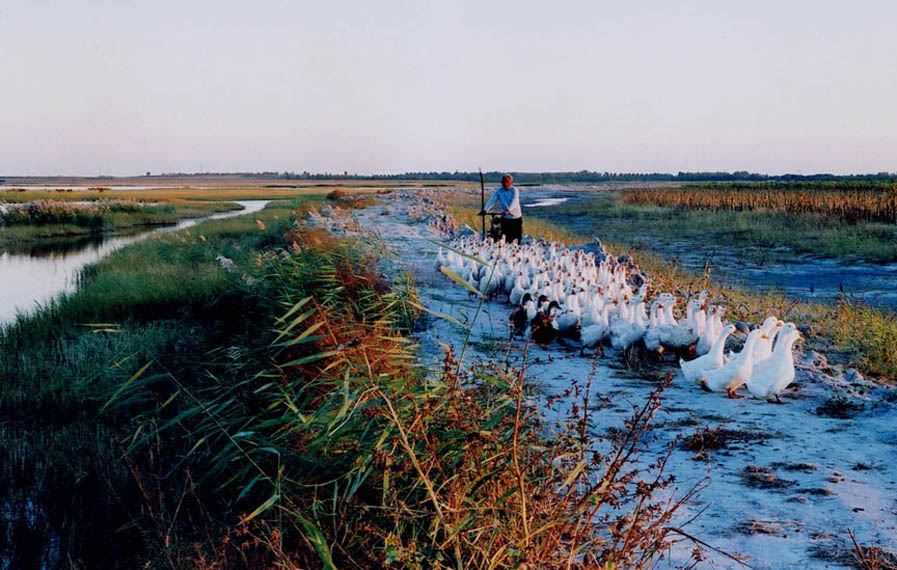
[0,200,270,325]
[524,197,569,208]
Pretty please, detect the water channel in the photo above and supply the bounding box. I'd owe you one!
[0,200,271,325]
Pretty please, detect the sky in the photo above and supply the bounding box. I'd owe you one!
[2,0,896,176]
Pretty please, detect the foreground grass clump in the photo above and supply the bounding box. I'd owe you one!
[106,229,697,568]
[1,195,697,568]
[0,197,319,568]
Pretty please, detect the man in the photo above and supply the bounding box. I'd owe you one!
[481,173,523,244]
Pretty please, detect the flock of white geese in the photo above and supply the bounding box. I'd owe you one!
[436,235,802,402]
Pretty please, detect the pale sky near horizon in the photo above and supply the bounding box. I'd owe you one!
[2,1,896,176]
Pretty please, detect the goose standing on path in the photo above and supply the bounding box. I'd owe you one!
[509,273,527,306]
[531,300,561,346]
[508,293,533,340]
[644,295,698,358]
[680,324,737,384]
[696,306,724,355]
[752,317,784,363]
[745,323,802,402]
[580,303,610,355]
[699,329,766,398]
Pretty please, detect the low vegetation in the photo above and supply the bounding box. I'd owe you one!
[1,199,174,228]
[0,197,244,249]
[1,185,376,204]
[625,181,897,224]
[536,191,897,263]
[2,193,700,568]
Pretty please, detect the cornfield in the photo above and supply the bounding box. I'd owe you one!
[623,182,897,224]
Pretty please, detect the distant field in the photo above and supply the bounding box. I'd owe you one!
[537,188,897,263]
[0,185,378,203]
[625,181,897,224]
[0,174,475,190]
[0,197,241,249]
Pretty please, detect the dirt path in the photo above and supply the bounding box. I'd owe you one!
[324,192,897,569]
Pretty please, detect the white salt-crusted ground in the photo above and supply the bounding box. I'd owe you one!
[320,191,897,569]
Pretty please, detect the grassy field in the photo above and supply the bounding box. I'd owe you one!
[532,191,897,263]
[627,181,897,224]
[0,196,244,249]
[0,185,384,249]
[0,197,305,567]
[443,192,897,382]
[1,191,686,569]
[0,183,451,203]
[0,185,392,207]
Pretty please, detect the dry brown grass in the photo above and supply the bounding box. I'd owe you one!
[101,211,706,569]
[623,183,897,224]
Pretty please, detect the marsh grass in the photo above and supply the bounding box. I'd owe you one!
[0,195,323,567]
[1,191,701,569]
[1,199,174,229]
[627,181,897,224]
[0,198,244,248]
[538,192,897,262]
[1,185,377,204]
[108,282,699,568]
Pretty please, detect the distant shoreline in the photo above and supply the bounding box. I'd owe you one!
[3,170,896,188]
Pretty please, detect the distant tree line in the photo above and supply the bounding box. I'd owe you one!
[152,170,897,184]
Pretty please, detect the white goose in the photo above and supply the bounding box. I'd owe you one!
[642,300,665,353]
[699,329,766,398]
[609,295,647,350]
[695,306,722,355]
[728,316,778,362]
[555,296,582,337]
[646,296,698,355]
[509,273,527,306]
[752,318,783,363]
[581,304,610,353]
[680,324,736,384]
[745,323,802,402]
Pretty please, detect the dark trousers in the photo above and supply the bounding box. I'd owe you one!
[499,217,523,244]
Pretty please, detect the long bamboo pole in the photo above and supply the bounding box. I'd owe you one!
[479,168,485,239]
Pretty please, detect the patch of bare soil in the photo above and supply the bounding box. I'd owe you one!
[740,465,796,490]
[734,519,804,537]
[680,424,774,460]
[810,536,897,570]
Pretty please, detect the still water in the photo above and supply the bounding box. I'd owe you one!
[0,200,270,325]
